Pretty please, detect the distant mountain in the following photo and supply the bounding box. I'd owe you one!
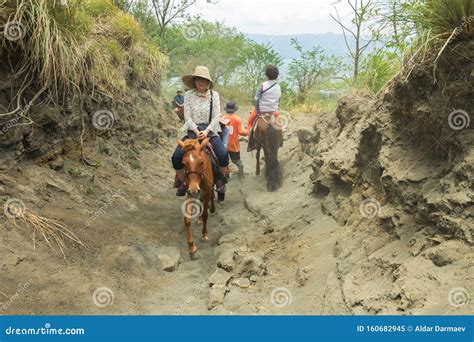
[245,33,352,60]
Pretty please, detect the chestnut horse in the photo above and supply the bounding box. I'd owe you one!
[176,137,216,258]
[253,115,282,191]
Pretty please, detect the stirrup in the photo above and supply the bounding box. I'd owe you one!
[215,178,226,193]
[176,185,187,197]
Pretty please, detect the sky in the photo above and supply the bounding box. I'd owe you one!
[189,0,352,35]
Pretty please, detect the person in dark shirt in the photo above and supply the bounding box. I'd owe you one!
[173,90,185,121]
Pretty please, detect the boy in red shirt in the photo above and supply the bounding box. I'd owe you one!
[223,101,248,178]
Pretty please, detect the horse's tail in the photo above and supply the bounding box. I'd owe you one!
[264,123,282,191]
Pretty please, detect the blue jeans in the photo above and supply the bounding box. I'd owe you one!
[220,126,229,150]
[171,125,229,170]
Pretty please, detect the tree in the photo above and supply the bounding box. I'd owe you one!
[331,0,378,81]
[241,42,283,95]
[116,0,198,38]
[373,0,419,56]
[287,39,344,100]
[155,19,248,82]
[151,0,197,37]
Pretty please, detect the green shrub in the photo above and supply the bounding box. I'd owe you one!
[129,159,141,169]
[105,40,126,65]
[413,0,473,38]
[129,41,168,89]
[68,167,82,177]
[111,12,143,46]
[83,0,118,17]
[357,51,400,94]
[0,0,166,102]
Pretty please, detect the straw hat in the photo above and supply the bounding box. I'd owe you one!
[182,66,214,89]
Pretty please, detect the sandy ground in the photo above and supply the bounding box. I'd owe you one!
[1,112,471,315]
[0,113,341,315]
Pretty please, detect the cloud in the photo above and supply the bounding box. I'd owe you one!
[191,0,351,35]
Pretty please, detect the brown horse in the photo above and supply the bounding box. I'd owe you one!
[253,115,283,191]
[176,137,216,258]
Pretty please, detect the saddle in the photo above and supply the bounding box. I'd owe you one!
[247,113,277,152]
[203,143,219,171]
[203,142,227,193]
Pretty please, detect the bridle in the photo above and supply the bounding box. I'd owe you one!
[182,143,213,185]
[184,169,204,181]
[183,149,206,183]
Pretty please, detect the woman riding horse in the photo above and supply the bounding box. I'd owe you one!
[171,66,229,196]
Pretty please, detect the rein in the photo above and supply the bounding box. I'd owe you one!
[185,169,204,180]
[258,113,273,125]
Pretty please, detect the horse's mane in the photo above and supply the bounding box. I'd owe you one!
[182,139,202,152]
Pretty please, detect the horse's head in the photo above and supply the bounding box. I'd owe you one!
[177,138,210,198]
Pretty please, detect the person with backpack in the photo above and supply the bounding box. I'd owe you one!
[247,64,283,151]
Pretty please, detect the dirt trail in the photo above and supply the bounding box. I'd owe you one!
[2,106,470,315]
[96,114,343,315]
[1,113,344,315]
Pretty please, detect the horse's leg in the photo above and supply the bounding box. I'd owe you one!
[265,148,274,191]
[210,188,216,213]
[256,146,261,176]
[201,192,210,242]
[184,199,197,256]
[276,145,282,188]
[262,144,270,190]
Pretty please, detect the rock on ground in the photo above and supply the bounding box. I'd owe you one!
[232,277,251,288]
[218,234,237,245]
[236,251,266,277]
[156,246,181,272]
[208,284,228,309]
[224,289,249,310]
[217,249,236,272]
[208,268,232,287]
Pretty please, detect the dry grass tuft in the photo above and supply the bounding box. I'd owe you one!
[0,0,167,102]
[9,210,86,262]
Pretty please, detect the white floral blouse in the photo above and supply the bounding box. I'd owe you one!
[182,89,222,134]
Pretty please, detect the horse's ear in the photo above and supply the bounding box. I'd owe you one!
[200,138,210,150]
[176,138,185,148]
